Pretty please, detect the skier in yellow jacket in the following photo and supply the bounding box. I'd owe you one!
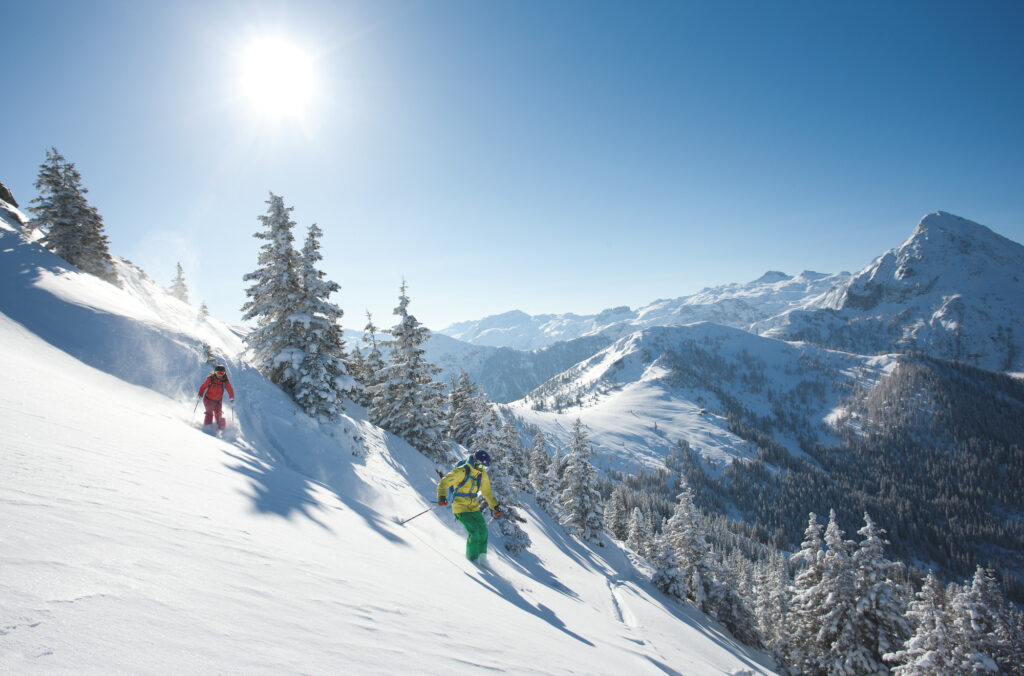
[437,450,502,562]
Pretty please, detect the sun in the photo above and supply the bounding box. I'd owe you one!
[235,35,318,121]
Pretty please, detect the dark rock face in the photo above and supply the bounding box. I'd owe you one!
[0,181,17,207]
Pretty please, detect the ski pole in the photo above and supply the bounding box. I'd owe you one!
[398,505,439,525]
[192,397,201,418]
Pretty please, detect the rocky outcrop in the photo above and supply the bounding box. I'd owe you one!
[0,181,18,207]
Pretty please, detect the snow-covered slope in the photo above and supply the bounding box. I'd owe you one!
[425,332,617,403]
[756,212,1024,371]
[0,206,774,675]
[440,271,849,351]
[508,323,897,475]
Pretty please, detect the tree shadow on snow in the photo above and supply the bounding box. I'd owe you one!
[222,448,334,532]
[465,569,595,647]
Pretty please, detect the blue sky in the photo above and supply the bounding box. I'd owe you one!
[3,0,1023,331]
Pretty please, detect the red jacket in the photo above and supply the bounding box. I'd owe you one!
[199,373,234,401]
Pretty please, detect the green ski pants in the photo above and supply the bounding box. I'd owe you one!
[455,510,489,561]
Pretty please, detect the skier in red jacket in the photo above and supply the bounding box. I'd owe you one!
[198,364,234,430]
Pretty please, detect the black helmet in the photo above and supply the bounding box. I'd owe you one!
[214,364,226,374]
[472,450,491,467]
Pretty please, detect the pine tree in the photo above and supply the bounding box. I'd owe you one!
[887,571,957,675]
[604,484,629,541]
[817,510,862,676]
[851,513,909,675]
[754,550,791,655]
[546,448,567,506]
[663,486,715,612]
[354,312,386,407]
[199,301,210,319]
[651,536,685,598]
[626,506,654,557]
[169,262,189,303]
[292,224,353,422]
[528,431,552,499]
[558,418,605,543]
[29,147,118,284]
[347,344,366,400]
[786,512,827,673]
[241,193,304,393]
[446,371,482,446]
[370,281,444,459]
[710,551,760,647]
[948,567,1011,674]
[496,419,530,494]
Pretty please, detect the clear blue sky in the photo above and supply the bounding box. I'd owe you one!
[3,0,1023,331]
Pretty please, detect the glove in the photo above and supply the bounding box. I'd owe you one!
[438,498,448,507]
[230,398,235,402]
[492,505,502,518]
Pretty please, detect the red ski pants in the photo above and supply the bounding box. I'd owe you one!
[203,397,226,429]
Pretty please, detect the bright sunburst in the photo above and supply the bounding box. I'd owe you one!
[235,35,318,121]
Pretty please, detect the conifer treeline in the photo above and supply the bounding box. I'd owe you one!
[599,448,1024,674]
[235,193,603,562]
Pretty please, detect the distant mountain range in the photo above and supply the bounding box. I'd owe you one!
[428,212,1023,416]
[438,212,1024,377]
[440,270,851,351]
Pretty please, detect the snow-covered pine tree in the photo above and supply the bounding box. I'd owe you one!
[886,571,957,675]
[446,371,482,447]
[753,550,791,656]
[850,513,909,675]
[709,550,760,647]
[170,262,189,303]
[347,344,367,401]
[199,301,210,319]
[816,510,863,676]
[528,431,553,503]
[663,486,715,612]
[292,224,354,422]
[785,512,827,673]
[651,536,685,599]
[370,281,444,460]
[626,506,654,557]
[948,566,1015,674]
[604,484,630,541]
[354,312,386,408]
[558,418,605,543]
[29,147,118,284]
[497,419,530,494]
[241,193,304,393]
[546,447,567,506]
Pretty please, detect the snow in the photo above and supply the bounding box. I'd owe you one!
[508,322,895,476]
[0,213,775,674]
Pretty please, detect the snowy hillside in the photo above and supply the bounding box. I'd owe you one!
[439,271,849,351]
[507,323,897,475]
[756,212,1024,371]
[0,204,775,674]
[425,332,616,404]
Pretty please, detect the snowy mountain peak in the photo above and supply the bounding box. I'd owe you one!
[839,211,1024,312]
[758,212,1024,371]
[753,270,792,284]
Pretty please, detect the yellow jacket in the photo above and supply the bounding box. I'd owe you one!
[437,459,499,514]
